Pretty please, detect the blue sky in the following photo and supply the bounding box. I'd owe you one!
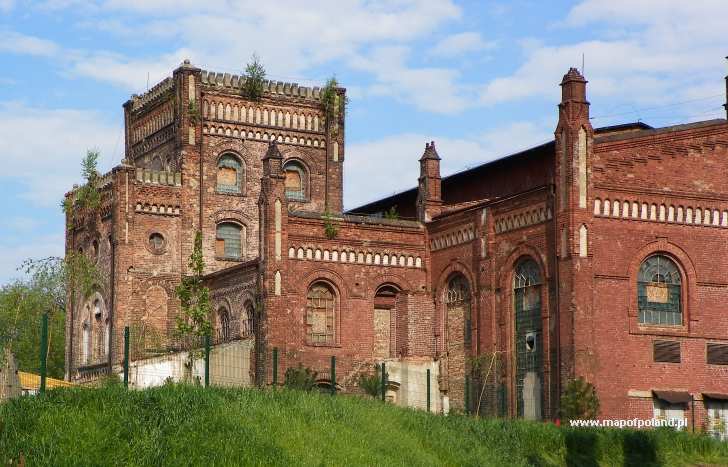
[1,0,726,284]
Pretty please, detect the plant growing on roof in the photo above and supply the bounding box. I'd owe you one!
[243,54,266,101]
[61,150,102,226]
[320,76,348,136]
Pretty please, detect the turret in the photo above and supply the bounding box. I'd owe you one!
[416,141,442,222]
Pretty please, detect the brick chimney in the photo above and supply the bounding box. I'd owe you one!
[416,141,442,222]
[559,67,589,124]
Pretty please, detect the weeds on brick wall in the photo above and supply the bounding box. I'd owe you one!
[321,76,348,136]
[187,100,200,124]
[322,211,338,239]
[243,54,266,101]
[560,377,600,422]
[61,150,102,226]
[284,364,317,391]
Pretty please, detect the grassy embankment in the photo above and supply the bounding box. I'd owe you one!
[2,384,727,466]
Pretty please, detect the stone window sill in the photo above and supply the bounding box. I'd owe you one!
[215,190,246,197]
[215,256,245,262]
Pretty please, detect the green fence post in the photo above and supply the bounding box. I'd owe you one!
[204,335,211,388]
[426,368,431,413]
[272,347,278,386]
[381,362,386,402]
[330,356,336,396]
[123,326,129,388]
[39,313,48,396]
[465,375,470,414]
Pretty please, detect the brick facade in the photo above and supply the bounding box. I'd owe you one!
[65,60,728,429]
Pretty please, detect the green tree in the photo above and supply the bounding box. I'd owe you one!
[175,231,212,341]
[0,253,101,379]
[242,54,266,101]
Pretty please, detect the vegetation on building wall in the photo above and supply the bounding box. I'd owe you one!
[242,54,266,101]
[61,150,103,227]
[322,211,339,239]
[187,100,200,124]
[320,76,348,137]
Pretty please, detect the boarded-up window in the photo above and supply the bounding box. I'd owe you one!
[653,340,680,363]
[708,343,728,365]
[306,283,335,345]
[216,223,242,259]
[283,161,306,201]
[217,154,242,193]
[638,255,682,325]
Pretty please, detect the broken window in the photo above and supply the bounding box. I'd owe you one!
[306,282,336,345]
[217,154,243,194]
[638,255,682,325]
[216,222,243,259]
[283,161,306,201]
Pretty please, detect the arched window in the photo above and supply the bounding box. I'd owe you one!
[306,282,336,345]
[374,285,399,358]
[283,161,306,201]
[218,306,231,342]
[638,255,682,325]
[243,301,255,338]
[513,258,543,420]
[216,222,243,259]
[82,321,91,364]
[446,275,471,345]
[217,154,243,194]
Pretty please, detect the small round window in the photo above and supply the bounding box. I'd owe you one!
[148,233,165,254]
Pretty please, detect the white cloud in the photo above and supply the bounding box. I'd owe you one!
[430,32,494,58]
[0,233,65,285]
[0,31,60,57]
[344,120,553,209]
[349,46,471,113]
[480,0,727,115]
[0,102,121,207]
[0,0,13,12]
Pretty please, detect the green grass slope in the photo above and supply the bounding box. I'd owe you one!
[1,384,727,466]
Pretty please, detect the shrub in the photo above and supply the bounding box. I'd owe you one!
[242,54,266,101]
[560,377,600,421]
[358,363,387,398]
[284,364,317,391]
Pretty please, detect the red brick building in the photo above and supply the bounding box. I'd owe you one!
[64,59,728,433]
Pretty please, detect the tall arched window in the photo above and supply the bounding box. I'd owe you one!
[513,258,543,420]
[283,161,306,201]
[638,255,682,325]
[216,222,243,259]
[306,282,336,345]
[217,154,244,193]
[374,285,399,358]
[445,273,472,412]
[82,321,91,364]
[243,301,255,338]
[218,306,231,342]
[446,275,471,345]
